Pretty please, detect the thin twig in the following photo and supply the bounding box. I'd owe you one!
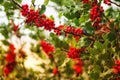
[11,0,22,9]
[32,2,35,8]
[110,1,120,7]
[102,13,111,23]
[52,57,61,80]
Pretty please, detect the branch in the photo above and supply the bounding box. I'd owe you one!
[52,57,61,80]
[102,13,111,23]
[11,0,22,9]
[110,1,120,7]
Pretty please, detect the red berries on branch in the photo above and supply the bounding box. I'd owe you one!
[20,4,83,37]
[90,5,104,27]
[67,47,84,59]
[54,25,64,35]
[113,60,120,74]
[40,40,55,58]
[21,5,55,31]
[21,4,29,16]
[3,44,16,76]
[54,25,83,36]
[104,0,111,5]
[3,62,16,76]
[73,59,83,77]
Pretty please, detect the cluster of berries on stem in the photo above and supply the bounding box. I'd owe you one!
[104,0,111,5]
[3,44,16,76]
[90,1,104,27]
[20,5,84,38]
[113,60,120,74]
[40,40,55,58]
[73,59,83,77]
[67,47,84,59]
[67,47,84,76]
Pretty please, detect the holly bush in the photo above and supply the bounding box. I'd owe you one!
[0,0,120,80]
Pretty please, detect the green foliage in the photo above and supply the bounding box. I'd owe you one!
[40,5,46,15]
[0,0,120,80]
[0,0,3,4]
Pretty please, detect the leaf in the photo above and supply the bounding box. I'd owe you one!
[79,14,89,24]
[44,0,49,5]
[94,64,101,73]
[17,0,22,3]
[1,40,9,45]
[107,32,116,41]
[0,0,3,4]
[94,41,103,50]
[40,5,46,15]
[90,72,99,80]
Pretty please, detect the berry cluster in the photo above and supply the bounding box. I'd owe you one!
[21,4,84,38]
[65,26,83,36]
[113,60,120,74]
[3,44,16,76]
[21,5,55,31]
[54,25,64,35]
[54,25,83,36]
[67,47,84,59]
[82,0,89,4]
[21,4,29,16]
[73,59,83,77]
[104,0,111,5]
[90,5,104,27]
[40,40,55,58]
[67,47,84,76]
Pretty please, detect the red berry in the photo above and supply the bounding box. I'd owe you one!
[13,25,19,32]
[52,68,58,75]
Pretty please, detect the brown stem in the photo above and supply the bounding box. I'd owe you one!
[11,0,22,8]
[52,57,61,80]
[102,13,111,23]
[53,27,82,37]
[22,59,27,74]
[110,1,120,7]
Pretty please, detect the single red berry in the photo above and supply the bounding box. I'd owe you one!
[13,25,19,32]
[52,68,58,75]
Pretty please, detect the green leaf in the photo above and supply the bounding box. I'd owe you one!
[32,0,35,3]
[90,72,99,80]
[1,40,9,45]
[107,32,116,41]
[44,0,49,5]
[40,5,46,15]
[94,41,103,50]
[17,0,22,3]
[79,14,89,24]
[94,64,101,73]
[0,0,3,4]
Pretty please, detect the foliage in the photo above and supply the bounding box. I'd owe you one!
[0,0,120,80]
